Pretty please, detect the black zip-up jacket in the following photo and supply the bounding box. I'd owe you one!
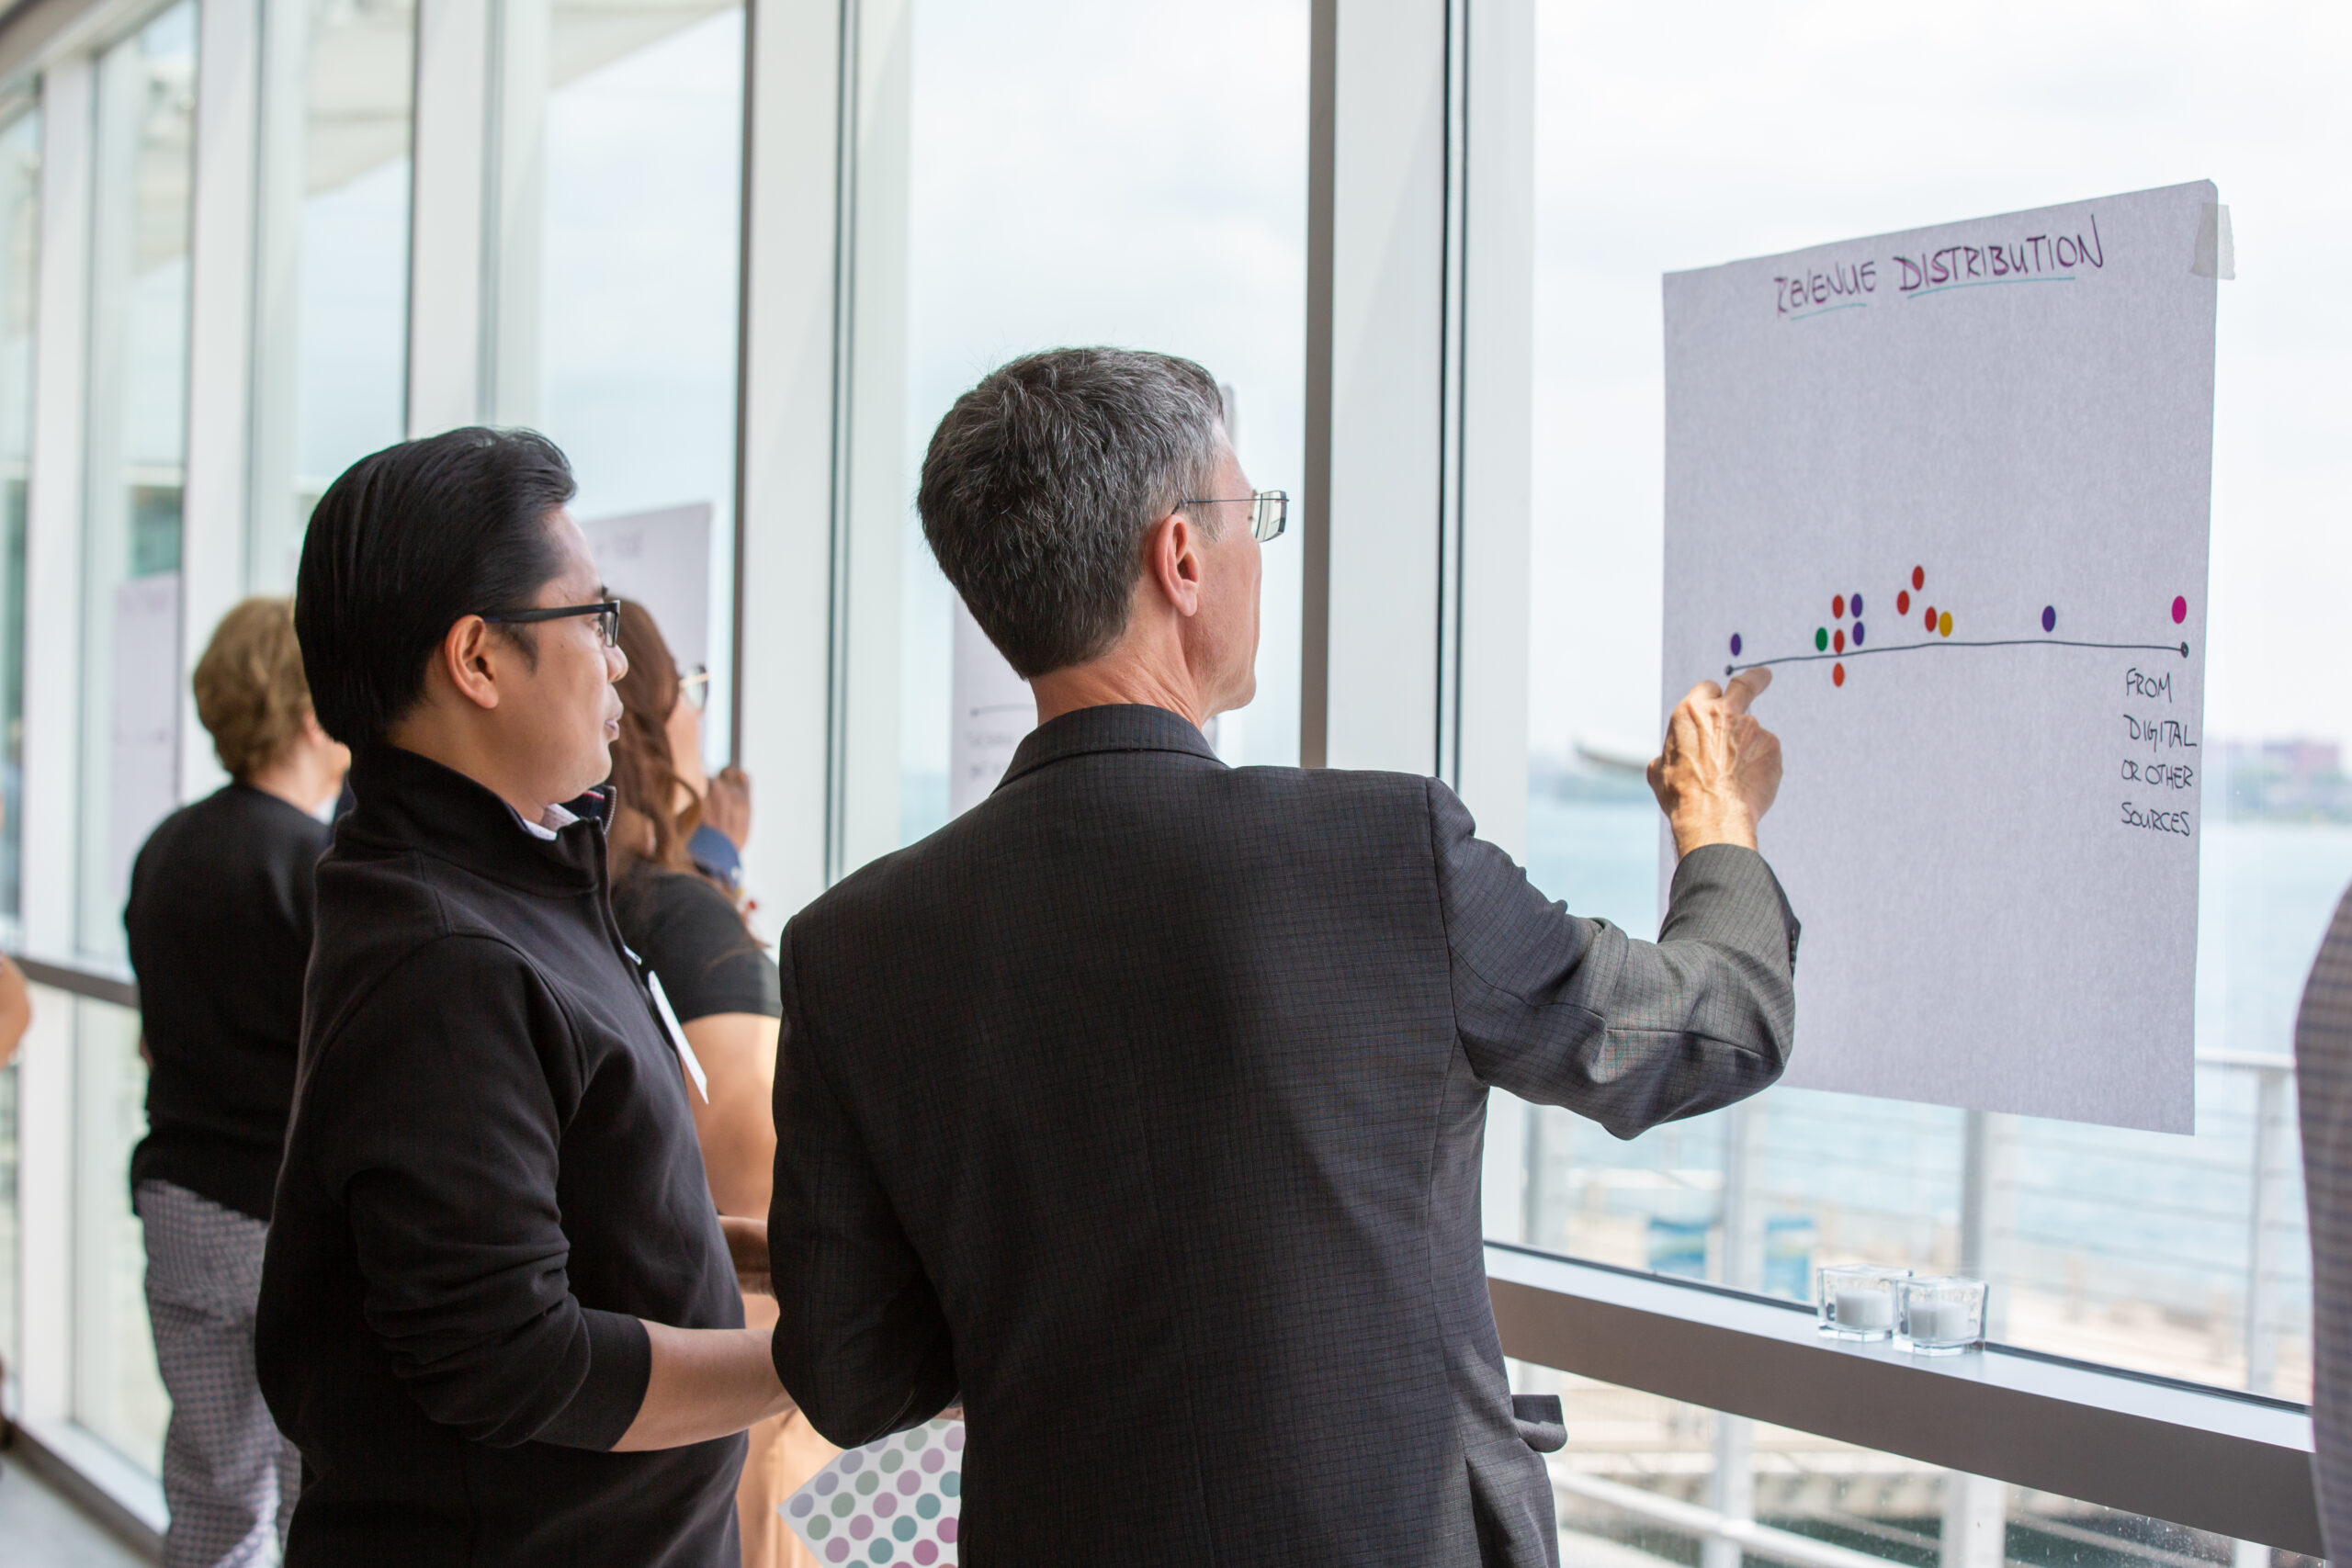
[256,744,744,1567]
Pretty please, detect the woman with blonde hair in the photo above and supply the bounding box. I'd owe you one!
[605,600,834,1568]
[125,595,349,1568]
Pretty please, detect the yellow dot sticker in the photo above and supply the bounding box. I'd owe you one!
[1938,610,1953,637]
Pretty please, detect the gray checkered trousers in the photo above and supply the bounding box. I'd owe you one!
[138,1179,301,1568]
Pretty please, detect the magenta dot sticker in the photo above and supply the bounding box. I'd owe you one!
[920,1449,944,1473]
[945,1428,965,1451]
[939,1519,958,1544]
[2172,595,2188,624]
[898,1472,920,1495]
[849,1517,873,1540]
[913,1545,938,1566]
[827,1544,849,1564]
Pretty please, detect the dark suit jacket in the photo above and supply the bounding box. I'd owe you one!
[770,705,1799,1566]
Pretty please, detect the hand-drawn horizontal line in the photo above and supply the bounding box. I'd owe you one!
[1905,276,2079,299]
[1786,301,1869,321]
[1726,637,2190,676]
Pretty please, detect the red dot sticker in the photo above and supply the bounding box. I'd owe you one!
[1832,594,1846,619]
[1924,604,1938,631]
[2172,595,2188,625]
[1832,662,1846,687]
[1896,590,1910,615]
[1912,566,1926,591]
[1833,628,1846,653]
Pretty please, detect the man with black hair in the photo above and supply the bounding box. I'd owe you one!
[255,426,792,1568]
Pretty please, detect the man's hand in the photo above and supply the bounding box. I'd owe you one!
[1646,668,1782,857]
[704,766,752,850]
[719,1214,772,1298]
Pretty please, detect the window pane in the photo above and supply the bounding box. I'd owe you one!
[73,996,165,1471]
[889,0,1309,849]
[1514,1364,2312,1568]
[1515,2,2351,1397]
[502,0,744,765]
[81,1,197,962]
[0,107,37,924]
[247,0,416,591]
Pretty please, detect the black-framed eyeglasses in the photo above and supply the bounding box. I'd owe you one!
[677,663,711,712]
[480,600,621,648]
[1181,490,1288,543]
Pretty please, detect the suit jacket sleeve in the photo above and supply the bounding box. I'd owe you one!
[1430,778,1799,1138]
[769,929,958,1445]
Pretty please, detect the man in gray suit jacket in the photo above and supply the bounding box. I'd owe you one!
[770,347,1798,1565]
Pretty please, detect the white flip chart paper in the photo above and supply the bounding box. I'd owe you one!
[1660,182,2219,1132]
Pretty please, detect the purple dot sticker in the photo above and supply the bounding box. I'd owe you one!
[791,1495,814,1518]
[1729,633,1742,657]
[827,1543,849,1564]
[875,1493,897,1517]
[2041,605,2056,633]
[898,1472,919,1495]
[850,1517,873,1540]
[921,1449,944,1473]
[2172,595,2188,624]
[1851,621,1864,646]
[946,1427,965,1451]
[841,1453,864,1474]
[1850,592,1863,616]
[816,1473,838,1495]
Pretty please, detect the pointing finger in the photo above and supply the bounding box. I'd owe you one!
[1723,666,1773,714]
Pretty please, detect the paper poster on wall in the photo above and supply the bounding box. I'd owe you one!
[949,597,1033,818]
[579,502,713,671]
[109,572,181,916]
[1660,181,2219,1133]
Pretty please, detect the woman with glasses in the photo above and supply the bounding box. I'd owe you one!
[606,600,831,1568]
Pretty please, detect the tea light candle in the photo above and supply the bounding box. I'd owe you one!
[1908,1301,1967,1341]
[1835,1288,1893,1331]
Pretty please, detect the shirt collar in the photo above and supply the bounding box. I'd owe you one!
[517,802,580,841]
[996,704,1224,792]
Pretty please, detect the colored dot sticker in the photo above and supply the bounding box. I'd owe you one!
[1729,633,1742,657]
[2041,605,2056,633]
[1896,590,1910,615]
[1833,628,1846,654]
[1832,594,1845,619]
[2172,595,2188,624]
[1939,610,1953,637]
[868,1542,890,1564]
[827,1542,848,1563]
[915,1543,940,1565]
[1912,565,1925,591]
[1852,620,1865,646]
[1924,604,1938,631]
[1832,662,1845,687]
[1815,626,1828,651]
[1850,592,1863,616]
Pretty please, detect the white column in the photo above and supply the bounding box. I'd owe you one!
[1940,1472,2008,1568]
[20,55,91,962]
[14,985,76,1424]
[406,0,493,436]
[481,0,548,427]
[733,0,848,922]
[1303,0,1446,777]
[1303,0,1532,854]
[243,0,311,592]
[831,0,910,880]
[178,0,263,801]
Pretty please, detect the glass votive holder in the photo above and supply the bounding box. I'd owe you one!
[1815,1265,1909,1340]
[1899,1277,1987,1355]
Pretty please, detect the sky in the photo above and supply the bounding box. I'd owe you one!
[1529,0,2352,761]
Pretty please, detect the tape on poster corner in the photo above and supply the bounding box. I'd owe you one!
[2190,202,2234,280]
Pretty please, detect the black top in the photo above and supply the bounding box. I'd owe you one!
[610,863,779,1023]
[772,705,1800,1567]
[125,783,333,1221]
[256,745,744,1568]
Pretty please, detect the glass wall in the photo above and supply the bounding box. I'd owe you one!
[1512,1365,2318,1568]
[246,0,416,591]
[889,0,1310,845]
[496,0,744,765]
[72,996,164,1471]
[79,0,196,963]
[1515,0,2352,1400]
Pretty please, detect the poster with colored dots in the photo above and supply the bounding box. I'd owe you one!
[1662,183,2216,1132]
[782,1418,964,1565]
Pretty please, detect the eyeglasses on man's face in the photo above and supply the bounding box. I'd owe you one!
[677,664,711,713]
[1181,490,1288,543]
[479,600,622,649]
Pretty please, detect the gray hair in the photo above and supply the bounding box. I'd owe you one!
[917,347,1227,679]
